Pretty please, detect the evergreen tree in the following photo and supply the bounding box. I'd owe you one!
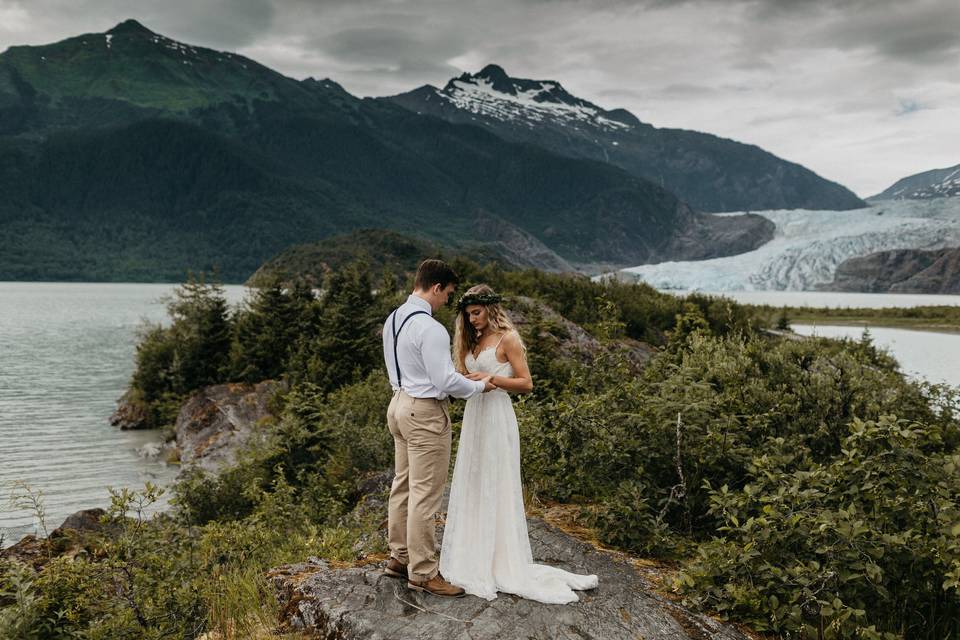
[293,263,382,393]
[228,274,313,382]
[165,271,232,393]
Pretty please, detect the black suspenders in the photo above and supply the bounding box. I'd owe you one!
[391,309,429,388]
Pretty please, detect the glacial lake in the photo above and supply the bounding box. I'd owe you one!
[1,282,957,547]
[0,282,248,548]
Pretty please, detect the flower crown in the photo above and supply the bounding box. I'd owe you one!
[456,292,503,310]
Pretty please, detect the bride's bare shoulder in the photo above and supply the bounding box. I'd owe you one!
[500,330,524,349]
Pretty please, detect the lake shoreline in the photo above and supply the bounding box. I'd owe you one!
[787,316,960,334]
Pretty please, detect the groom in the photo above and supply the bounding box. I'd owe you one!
[381,259,496,597]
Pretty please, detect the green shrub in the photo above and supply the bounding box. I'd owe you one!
[677,416,960,638]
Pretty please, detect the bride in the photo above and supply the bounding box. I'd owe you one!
[439,284,598,604]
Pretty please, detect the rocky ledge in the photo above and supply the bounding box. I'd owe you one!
[1,508,113,572]
[109,389,149,430]
[173,379,285,472]
[269,517,748,640]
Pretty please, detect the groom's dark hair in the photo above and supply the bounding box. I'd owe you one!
[414,259,460,291]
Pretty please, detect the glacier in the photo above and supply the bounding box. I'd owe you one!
[615,198,960,291]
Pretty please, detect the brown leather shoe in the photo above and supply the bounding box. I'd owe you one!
[384,558,408,579]
[408,573,466,598]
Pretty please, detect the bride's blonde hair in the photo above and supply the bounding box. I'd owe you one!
[453,284,524,373]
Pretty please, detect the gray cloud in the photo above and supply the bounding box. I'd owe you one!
[657,83,719,98]
[160,0,274,49]
[313,25,462,80]
[811,0,960,64]
[0,0,274,49]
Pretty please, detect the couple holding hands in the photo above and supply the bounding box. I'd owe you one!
[381,259,598,604]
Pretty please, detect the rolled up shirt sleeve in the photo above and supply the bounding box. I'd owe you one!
[420,322,486,399]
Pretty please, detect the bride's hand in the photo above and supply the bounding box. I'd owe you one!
[465,371,490,381]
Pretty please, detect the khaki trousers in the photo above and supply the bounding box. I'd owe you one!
[386,390,452,581]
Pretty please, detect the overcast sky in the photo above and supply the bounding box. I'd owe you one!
[1,0,958,198]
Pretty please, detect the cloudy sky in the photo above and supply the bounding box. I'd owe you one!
[1,0,957,198]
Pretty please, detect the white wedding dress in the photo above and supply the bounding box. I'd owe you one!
[439,343,599,603]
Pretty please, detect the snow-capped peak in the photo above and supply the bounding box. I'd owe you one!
[437,65,637,132]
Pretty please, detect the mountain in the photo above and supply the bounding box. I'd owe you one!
[823,246,960,294]
[0,21,773,282]
[869,164,960,201]
[386,65,866,213]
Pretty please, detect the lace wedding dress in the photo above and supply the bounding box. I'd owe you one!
[439,343,599,603]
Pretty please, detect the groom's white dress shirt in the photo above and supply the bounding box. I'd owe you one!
[382,295,485,400]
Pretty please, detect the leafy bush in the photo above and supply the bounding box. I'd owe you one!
[678,416,960,639]
[515,310,960,638]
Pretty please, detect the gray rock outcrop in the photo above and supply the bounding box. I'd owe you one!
[109,389,149,430]
[1,508,112,571]
[173,380,285,472]
[823,246,960,294]
[472,214,576,273]
[270,516,748,640]
[666,212,775,262]
[508,296,658,369]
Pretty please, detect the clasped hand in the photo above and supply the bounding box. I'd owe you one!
[466,371,497,392]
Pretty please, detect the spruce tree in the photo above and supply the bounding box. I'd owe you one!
[166,271,232,393]
[229,274,310,382]
[303,263,381,393]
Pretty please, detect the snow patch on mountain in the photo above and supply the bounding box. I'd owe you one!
[614,199,960,291]
[871,163,960,201]
[439,70,633,132]
[901,166,960,199]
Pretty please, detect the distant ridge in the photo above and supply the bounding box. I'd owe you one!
[870,164,960,201]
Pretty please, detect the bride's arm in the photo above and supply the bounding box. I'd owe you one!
[491,331,533,394]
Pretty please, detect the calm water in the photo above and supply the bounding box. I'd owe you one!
[1,283,957,548]
[712,290,960,387]
[0,282,247,547]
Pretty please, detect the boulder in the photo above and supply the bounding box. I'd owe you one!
[1,508,112,570]
[109,388,149,430]
[174,380,285,472]
[49,508,109,539]
[509,296,657,369]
